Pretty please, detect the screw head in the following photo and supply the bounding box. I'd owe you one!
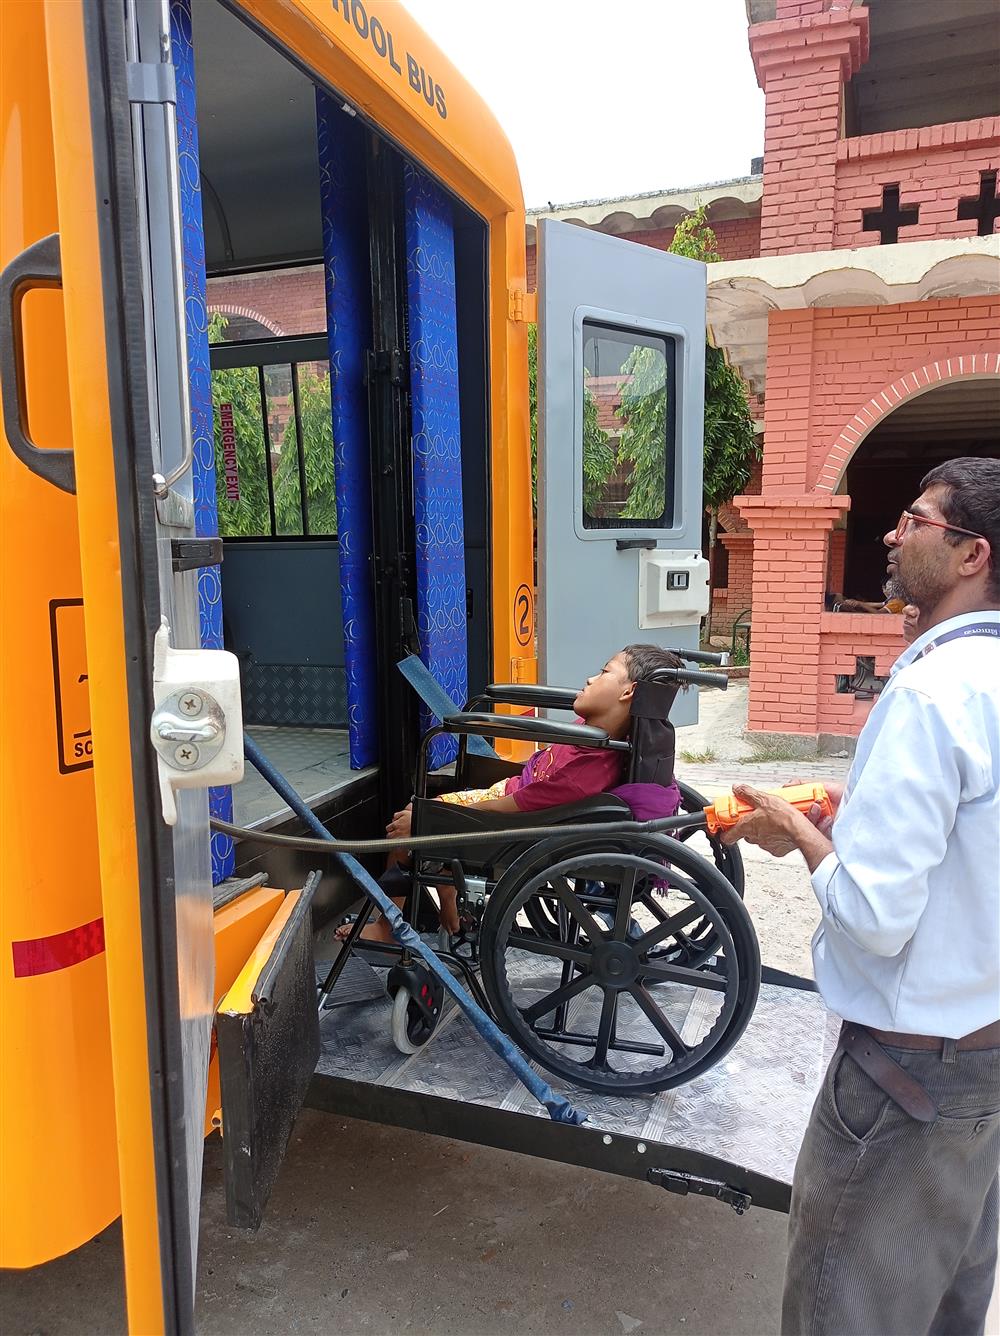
[179,692,203,716]
[173,741,201,769]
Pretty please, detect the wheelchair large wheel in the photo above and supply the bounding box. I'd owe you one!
[480,833,759,1095]
[521,786,743,972]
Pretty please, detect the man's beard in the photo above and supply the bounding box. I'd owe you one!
[885,552,950,612]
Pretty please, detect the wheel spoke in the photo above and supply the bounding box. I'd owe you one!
[633,902,704,953]
[521,970,595,1025]
[551,877,608,943]
[639,960,729,992]
[628,984,689,1056]
[612,864,639,940]
[592,989,619,1067]
[508,932,592,967]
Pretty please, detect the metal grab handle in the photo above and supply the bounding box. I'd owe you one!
[0,234,75,494]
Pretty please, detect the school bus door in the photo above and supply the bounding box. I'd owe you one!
[537,219,710,723]
[39,0,224,1328]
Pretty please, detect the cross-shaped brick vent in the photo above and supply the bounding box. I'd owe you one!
[862,184,920,245]
[957,170,1000,237]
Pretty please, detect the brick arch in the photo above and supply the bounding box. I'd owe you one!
[207,303,285,337]
[815,352,1000,493]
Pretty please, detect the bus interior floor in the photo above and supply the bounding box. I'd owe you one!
[233,726,358,827]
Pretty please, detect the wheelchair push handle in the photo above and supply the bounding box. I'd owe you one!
[663,646,730,668]
[651,666,729,691]
[703,783,833,835]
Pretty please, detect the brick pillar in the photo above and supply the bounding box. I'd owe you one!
[735,495,850,735]
[720,530,754,633]
[750,6,868,256]
[827,528,847,594]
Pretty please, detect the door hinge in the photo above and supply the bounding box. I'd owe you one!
[508,288,537,324]
[364,348,408,388]
[127,61,177,106]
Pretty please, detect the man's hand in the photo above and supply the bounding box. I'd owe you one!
[720,783,834,872]
[785,779,844,835]
[386,803,413,841]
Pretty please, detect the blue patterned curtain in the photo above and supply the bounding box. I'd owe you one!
[170,0,234,882]
[403,164,468,768]
[316,93,378,769]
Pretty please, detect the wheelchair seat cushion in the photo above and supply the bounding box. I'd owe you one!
[610,782,682,822]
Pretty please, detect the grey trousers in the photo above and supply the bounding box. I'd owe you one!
[782,1039,1000,1336]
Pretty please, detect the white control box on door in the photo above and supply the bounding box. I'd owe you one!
[638,550,710,628]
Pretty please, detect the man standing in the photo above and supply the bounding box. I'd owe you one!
[723,457,1000,1336]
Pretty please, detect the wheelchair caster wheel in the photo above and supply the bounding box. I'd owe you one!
[388,963,444,1054]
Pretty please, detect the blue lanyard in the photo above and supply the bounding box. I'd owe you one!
[916,621,1000,659]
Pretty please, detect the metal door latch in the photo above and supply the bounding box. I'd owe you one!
[647,1167,752,1215]
[150,620,244,825]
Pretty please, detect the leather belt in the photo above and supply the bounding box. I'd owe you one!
[862,1020,1000,1052]
[840,1025,939,1123]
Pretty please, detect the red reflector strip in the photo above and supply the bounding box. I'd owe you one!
[12,917,106,977]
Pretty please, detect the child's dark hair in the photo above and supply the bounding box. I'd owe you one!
[620,643,684,683]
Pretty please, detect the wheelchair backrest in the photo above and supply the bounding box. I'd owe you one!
[626,678,680,788]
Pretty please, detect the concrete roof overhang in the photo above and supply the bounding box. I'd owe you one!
[525,177,763,243]
[707,235,1000,394]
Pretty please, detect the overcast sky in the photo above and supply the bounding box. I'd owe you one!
[403,0,765,209]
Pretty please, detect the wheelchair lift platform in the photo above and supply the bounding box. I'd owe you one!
[307,962,840,1215]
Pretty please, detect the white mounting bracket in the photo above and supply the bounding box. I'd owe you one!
[150,620,244,826]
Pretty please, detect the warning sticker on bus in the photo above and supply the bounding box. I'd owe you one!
[49,599,93,774]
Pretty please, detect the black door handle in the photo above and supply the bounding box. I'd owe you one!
[1,233,76,494]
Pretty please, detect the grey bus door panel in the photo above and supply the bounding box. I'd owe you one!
[537,220,708,723]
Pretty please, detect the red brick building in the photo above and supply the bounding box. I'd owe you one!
[530,0,999,747]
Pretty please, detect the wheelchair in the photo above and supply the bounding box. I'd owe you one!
[324,654,759,1097]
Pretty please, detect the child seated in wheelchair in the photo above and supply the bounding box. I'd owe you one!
[339,644,684,942]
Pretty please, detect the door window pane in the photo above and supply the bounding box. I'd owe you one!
[292,360,336,538]
[211,364,271,538]
[581,323,674,529]
[266,364,302,537]
[211,349,336,539]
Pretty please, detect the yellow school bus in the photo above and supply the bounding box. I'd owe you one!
[3,1,718,1330]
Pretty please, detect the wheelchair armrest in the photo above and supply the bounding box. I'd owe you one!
[480,682,580,711]
[442,712,614,750]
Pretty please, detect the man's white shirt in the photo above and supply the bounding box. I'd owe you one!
[810,610,1000,1036]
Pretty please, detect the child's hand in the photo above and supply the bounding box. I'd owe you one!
[386,804,413,841]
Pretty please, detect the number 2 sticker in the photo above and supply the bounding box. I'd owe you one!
[513,584,534,648]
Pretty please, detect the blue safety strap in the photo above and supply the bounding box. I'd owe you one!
[243,732,583,1125]
[396,655,497,758]
[170,0,234,883]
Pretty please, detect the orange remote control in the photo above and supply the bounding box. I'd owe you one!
[703,783,833,835]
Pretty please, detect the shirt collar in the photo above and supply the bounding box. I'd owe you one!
[891,609,1000,676]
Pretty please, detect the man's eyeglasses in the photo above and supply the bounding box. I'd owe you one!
[891,510,986,544]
